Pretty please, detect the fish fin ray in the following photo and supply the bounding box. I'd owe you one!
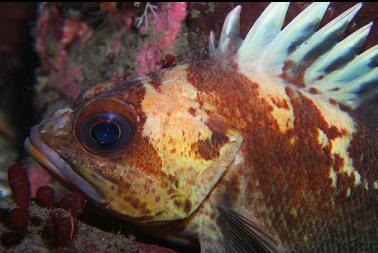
[217,206,279,253]
[211,3,378,110]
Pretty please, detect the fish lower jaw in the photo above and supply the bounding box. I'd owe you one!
[25,125,109,204]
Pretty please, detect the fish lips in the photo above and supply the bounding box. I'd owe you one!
[25,125,111,204]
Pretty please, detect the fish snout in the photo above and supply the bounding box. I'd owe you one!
[39,108,75,139]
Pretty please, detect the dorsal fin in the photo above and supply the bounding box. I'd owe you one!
[209,3,377,110]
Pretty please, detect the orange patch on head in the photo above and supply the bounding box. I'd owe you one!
[125,136,163,177]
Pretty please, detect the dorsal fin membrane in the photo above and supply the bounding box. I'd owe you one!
[210,3,377,109]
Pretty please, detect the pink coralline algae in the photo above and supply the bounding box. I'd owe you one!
[35,5,91,99]
[136,2,187,75]
[29,165,52,198]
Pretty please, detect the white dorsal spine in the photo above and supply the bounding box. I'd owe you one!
[237,3,290,64]
[210,2,377,109]
[305,22,373,87]
[261,2,330,75]
[312,45,378,93]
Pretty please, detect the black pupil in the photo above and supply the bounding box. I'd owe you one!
[90,121,120,146]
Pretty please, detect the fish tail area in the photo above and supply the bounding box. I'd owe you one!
[210,3,378,125]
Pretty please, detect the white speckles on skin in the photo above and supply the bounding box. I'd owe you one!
[329,167,337,187]
[353,170,361,187]
[364,180,369,190]
[305,94,367,189]
[234,153,245,166]
[331,137,362,187]
[307,93,355,134]
[346,187,351,197]
[239,70,295,133]
[317,128,328,149]
[289,137,296,145]
[289,207,298,218]
[270,103,294,132]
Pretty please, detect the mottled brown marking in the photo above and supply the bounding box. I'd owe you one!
[348,125,378,188]
[271,97,290,109]
[187,60,378,252]
[309,87,320,94]
[188,107,197,116]
[149,72,162,92]
[130,197,141,209]
[206,114,229,136]
[191,131,229,160]
[333,154,344,173]
[125,136,162,177]
[281,60,306,88]
[329,98,337,105]
[220,174,240,208]
[184,200,192,214]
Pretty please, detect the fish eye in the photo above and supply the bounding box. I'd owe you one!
[78,112,134,155]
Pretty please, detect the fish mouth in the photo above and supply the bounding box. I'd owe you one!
[25,125,110,204]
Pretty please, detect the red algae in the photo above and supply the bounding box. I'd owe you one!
[60,192,87,217]
[49,208,78,245]
[36,185,55,208]
[136,3,187,75]
[7,164,31,209]
[7,207,30,231]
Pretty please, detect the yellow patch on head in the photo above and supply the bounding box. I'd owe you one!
[317,128,328,149]
[108,65,244,222]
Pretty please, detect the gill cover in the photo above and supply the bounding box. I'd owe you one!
[106,66,244,222]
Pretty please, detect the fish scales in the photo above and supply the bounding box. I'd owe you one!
[25,3,378,253]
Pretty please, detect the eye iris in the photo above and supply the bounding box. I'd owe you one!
[90,121,120,146]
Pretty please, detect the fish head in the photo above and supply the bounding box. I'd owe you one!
[26,64,243,224]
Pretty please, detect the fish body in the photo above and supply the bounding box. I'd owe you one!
[26,3,378,253]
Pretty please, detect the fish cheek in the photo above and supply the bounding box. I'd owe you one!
[106,125,244,222]
[105,134,169,219]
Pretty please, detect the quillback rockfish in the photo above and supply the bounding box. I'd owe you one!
[26,3,378,252]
